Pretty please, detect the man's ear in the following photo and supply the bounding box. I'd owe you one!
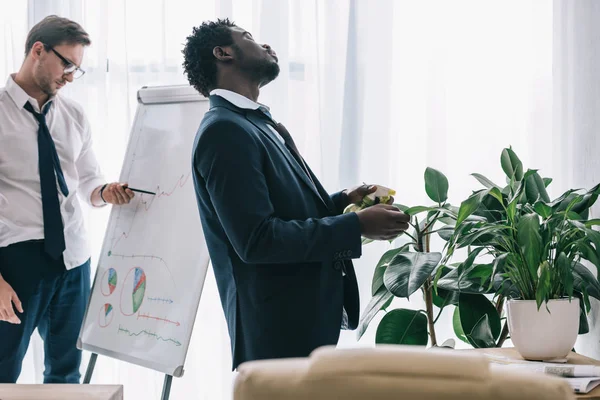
[30,41,45,61]
[213,46,234,62]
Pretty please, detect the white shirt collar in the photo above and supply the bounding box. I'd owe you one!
[210,89,270,113]
[209,89,284,144]
[6,74,54,113]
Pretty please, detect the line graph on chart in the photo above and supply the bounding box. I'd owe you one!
[109,172,192,251]
[93,109,196,347]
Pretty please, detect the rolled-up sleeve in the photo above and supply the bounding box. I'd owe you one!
[76,116,105,207]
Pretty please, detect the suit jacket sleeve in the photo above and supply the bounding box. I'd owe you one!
[330,191,349,215]
[194,120,362,264]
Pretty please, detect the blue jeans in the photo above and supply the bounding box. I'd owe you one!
[0,240,91,383]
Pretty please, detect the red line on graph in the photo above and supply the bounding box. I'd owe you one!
[110,171,191,249]
[140,172,192,212]
[137,312,181,327]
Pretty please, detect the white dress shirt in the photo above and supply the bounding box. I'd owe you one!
[210,89,285,144]
[0,75,105,269]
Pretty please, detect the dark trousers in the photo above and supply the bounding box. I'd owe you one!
[0,240,91,383]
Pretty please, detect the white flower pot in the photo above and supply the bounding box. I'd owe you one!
[506,298,579,361]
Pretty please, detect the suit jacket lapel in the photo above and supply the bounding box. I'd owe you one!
[303,163,338,214]
[209,95,336,214]
[245,112,334,212]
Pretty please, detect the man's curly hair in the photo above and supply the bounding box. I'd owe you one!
[182,19,237,97]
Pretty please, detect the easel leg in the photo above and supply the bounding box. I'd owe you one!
[161,374,173,400]
[83,353,98,384]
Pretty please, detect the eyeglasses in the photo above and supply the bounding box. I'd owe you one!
[46,45,86,79]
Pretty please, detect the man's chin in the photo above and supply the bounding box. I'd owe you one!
[41,86,58,97]
[259,64,280,87]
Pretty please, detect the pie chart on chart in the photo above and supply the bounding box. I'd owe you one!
[120,267,146,316]
[99,303,114,328]
[101,268,117,296]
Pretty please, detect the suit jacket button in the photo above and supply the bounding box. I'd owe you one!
[333,261,342,271]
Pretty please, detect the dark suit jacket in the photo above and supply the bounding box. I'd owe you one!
[192,95,362,369]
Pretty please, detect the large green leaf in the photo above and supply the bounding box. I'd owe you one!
[436,256,493,295]
[553,192,580,212]
[458,293,502,348]
[501,147,524,181]
[492,274,521,298]
[473,191,505,222]
[404,206,436,216]
[437,225,455,241]
[393,203,409,212]
[471,173,501,190]
[453,307,469,344]
[536,261,551,309]
[454,224,509,249]
[516,213,543,279]
[580,228,600,276]
[576,292,590,335]
[578,241,600,276]
[436,268,489,294]
[456,190,489,226]
[556,252,574,299]
[534,202,552,219]
[467,314,497,348]
[356,287,395,340]
[525,171,551,203]
[371,245,411,295]
[573,262,600,301]
[432,266,460,308]
[456,246,486,276]
[375,308,428,345]
[404,205,454,217]
[425,167,449,203]
[383,252,442,298]
[571,193,599,220]
[584,219,600,228]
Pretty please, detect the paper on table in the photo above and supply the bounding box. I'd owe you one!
[486,354,600,394]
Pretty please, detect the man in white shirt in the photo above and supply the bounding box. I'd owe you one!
[0,15,134,383]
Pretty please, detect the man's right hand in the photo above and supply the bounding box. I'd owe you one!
[356,204,410,241]
[0,276,23,324]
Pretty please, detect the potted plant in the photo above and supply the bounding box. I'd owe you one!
[354,168,495,348]
[439,147,600,361]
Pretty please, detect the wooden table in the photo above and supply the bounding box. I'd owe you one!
[473,348,600,399]
[0,384,123,400]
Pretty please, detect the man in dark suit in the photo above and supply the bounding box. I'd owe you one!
[183,19,409,369]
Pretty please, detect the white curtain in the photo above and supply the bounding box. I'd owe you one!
[555,0,600,359]
[3,0,600,398]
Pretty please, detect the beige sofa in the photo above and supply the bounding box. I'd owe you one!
[234,345,574,400]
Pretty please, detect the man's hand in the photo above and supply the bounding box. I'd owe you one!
[344,184,394,207]
[101,182,135,205]
[0,276,23,324]
[356,204,410,241]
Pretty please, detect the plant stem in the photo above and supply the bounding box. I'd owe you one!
[423,211,441,233]
[495,295,505,316]
[424,277,438,347]
[496,320,509,347]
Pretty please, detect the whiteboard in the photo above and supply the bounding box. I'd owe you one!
[78,85,210,377]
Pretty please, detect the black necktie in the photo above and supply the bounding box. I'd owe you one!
[24,101,68,260]
[257,108,314,183]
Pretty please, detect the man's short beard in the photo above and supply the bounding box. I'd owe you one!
[255,61,280,87]
[234,44,281,87]
[35,63,57,96]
